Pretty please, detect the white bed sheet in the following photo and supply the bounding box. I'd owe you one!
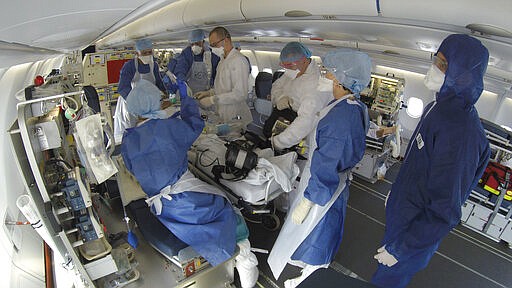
[189,134,298,205]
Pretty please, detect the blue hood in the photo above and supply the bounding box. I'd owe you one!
[436,34,489,109]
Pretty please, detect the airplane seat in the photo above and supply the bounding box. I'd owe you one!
[272,71,284,83]
[254,72,273,122]
[255,71,272,99]
[82,85,101,113]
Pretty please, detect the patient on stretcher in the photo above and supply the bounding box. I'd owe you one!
[118,79,258,287]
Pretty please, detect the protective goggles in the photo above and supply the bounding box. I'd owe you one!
[280,61,299,70]
[210,37,225,48]
[280,56,307,69]
[319,66,336,78]
[433,55,448,71]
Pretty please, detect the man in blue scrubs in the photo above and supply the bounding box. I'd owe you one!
[371,34,491,288]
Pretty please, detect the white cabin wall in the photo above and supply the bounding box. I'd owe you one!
[252,51,281,74]
[494,97,512,129]
[474,91,499,121]
[0,55,66,288]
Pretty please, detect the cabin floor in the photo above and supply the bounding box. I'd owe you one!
[97,160,512,288]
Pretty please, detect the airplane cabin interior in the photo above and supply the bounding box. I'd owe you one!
[0,1,511,288]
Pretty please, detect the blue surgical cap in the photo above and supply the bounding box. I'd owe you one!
[322,48,372,96]
[280,42,312,63]
[189,29,205,43]
[436,34,489,108]
[126,79,166,119]
[135,39,153,51]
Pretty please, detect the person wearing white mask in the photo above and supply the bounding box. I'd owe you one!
[268,49,371,288]
[114,38,166,144]
[174,29,220,95]
[263,42,329,150]
[371,34,491,288]
[194,26,252,127]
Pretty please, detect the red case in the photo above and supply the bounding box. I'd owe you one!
[479,161,512,201]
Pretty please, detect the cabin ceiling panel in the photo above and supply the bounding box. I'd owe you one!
[96,0,189,49]
[183,0,244,26]
[382,0,512,38]
[240,0,377,19]
[226,20,455,53]
[0,0,152,51]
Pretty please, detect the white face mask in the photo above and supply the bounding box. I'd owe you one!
[139,55,153,65]
[317,77,334,92]
[191,45,202,55]
[211,46,224,58]
[424,65,445,92]
[283,68,300,79]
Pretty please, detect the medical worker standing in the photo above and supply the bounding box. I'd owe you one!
[194,26,252,127]
[121,79,258,287]
[268,49,371,288]
[267,42,330,149]
[114,38,166,143]
[371,34,491,288]
[174,29,220,95]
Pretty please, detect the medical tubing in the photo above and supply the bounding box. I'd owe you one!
[199,149,220,167]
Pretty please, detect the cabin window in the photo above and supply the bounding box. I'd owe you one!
[406,97,423,118]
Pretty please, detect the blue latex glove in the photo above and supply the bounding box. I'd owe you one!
[163,75,178,94]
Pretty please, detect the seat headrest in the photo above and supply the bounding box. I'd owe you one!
[255,72,272,99]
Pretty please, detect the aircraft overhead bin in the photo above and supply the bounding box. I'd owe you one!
[353,73,405,183]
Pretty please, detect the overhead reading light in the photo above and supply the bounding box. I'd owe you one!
[466,24,512,38]
[416,41,437,53]
[285,10,312,17]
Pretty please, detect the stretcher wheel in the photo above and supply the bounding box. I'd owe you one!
[262,214,280,231]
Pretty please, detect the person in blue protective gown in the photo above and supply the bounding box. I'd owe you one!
[371,34,491,288]
[117,38,166,99]
[174,29,220,95]
[120,78,237,266]
[167,53,180,75]
[113,38,166,144]
[267,48,371,288]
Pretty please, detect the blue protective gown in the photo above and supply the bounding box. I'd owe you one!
[174,45,220,87]
[167,57,178,74]
[121,83,237,266]
[118,58,166,99]
[372,34,491,288]
[290,97,368,265]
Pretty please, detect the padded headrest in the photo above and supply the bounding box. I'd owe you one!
[255,72,273,99]
[272,71,284,83]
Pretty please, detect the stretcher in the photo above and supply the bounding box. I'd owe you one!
[188,133,300,230]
